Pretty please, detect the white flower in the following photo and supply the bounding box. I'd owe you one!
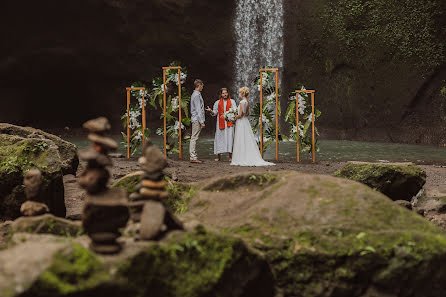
[298,94,307,115]
[307,113,313,123]
[170,72,187,86]
[223,107,238,122]
[133,131,143,141]
[173,121,185,131]
[262,116,270,124]
[266,93,276,101]
[292,124,304,137]
[301,85,306,91]
[129,109,141,129]
[171,96,179,112]
[257,84,261,91]
[161,84,167,91]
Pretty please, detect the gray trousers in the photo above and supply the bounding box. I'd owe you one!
[189,121,202,160]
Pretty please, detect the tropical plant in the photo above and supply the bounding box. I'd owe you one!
[250,69,282,154]
[150,61,191,154]
[285,84,322,154]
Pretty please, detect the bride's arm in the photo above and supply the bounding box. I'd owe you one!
[235,101,243,119]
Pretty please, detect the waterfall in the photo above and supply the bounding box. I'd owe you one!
[233,0,284,97]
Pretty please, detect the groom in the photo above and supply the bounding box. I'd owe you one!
[206,88,236,162]
[190,79,205,164]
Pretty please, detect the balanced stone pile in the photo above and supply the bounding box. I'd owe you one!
[129,141,182,240]
[79,117,129,254]
[20,169,50,216]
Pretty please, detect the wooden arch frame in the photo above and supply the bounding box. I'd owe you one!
[259,68,279,161]
[162,66,183,158]
[295,90,316,163]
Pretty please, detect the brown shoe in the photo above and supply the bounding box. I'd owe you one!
[190,159,203,164]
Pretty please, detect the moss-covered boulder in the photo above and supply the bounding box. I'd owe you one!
[0,134,65,221]
[185,171,446,297]
[0,123,78,175]
[334,162,426,201]
[11,214,82,237]
[0,229,274,297]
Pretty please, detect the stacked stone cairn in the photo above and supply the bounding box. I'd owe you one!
[78,117,129,254]
[129,141,183,240]
[20,169,50,216]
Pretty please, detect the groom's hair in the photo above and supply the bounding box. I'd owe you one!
[194,79,204,88]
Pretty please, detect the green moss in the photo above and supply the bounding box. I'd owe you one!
[322,0,445,70]
[112,174,142,194]
[118,228,263,297]
[27,244,109,296]
[203,173,277,192]
[166,182,197,214]
[0,136,56,175]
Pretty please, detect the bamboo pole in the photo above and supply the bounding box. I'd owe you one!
[311,92,315,163]
[259,71,264,158]
[296,91,300,163]
[126,88,130,159]
[178,69,182,159]
[275,70,279,161]
[163,69,167,157]
[142,89,146,147]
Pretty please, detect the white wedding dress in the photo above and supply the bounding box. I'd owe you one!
[231,99,275,166]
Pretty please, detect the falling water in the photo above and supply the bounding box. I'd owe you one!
[233,0,284,96]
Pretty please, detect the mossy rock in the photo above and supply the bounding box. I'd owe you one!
[112,171,144,194]
[112,171,197,214]
[1,229,274,297]
[334,162,426,201]
[0,123,78,175]
[0,134,65,221]
[11,214,82,237]
[186,171,446,297]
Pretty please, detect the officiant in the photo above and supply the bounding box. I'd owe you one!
[205,88,236,162]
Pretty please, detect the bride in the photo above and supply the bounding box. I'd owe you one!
[231,86,275,167]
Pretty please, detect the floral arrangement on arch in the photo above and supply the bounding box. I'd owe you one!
[121,84,150,156]
[150,61,191,154]
[284,84,322,154]
[250,68,282,154]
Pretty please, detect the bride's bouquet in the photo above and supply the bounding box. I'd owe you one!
[223,107,238,123]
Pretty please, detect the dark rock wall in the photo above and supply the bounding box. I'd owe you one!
[1,0,446,143]
[0,0,235,134]
[283,0,446,144]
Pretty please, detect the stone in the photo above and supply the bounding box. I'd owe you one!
[82,117,111,134]
[334,162,426,201]
[11,214,82,236]
[186,171,446,296]
[142,179,166,189]
[140,201,166,240]
[20,201,49,216]
[0,123,79,175]
[0,229,273,297]
[112,171,144,194]
[77,147,113,167]
[141,146,167,174]
[395,200,413,210]
[23,169,42,199]
[78,168,110,194]
[129,192,144,201]
[88,133,118,151]
[0,134,66,221]
[140,187,169,200]
[82,189,129,236]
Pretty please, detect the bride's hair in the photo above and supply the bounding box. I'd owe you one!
[239,87,250,116]
[239,86,250,97]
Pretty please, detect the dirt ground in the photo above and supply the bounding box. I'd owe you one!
[63,157,446,220]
